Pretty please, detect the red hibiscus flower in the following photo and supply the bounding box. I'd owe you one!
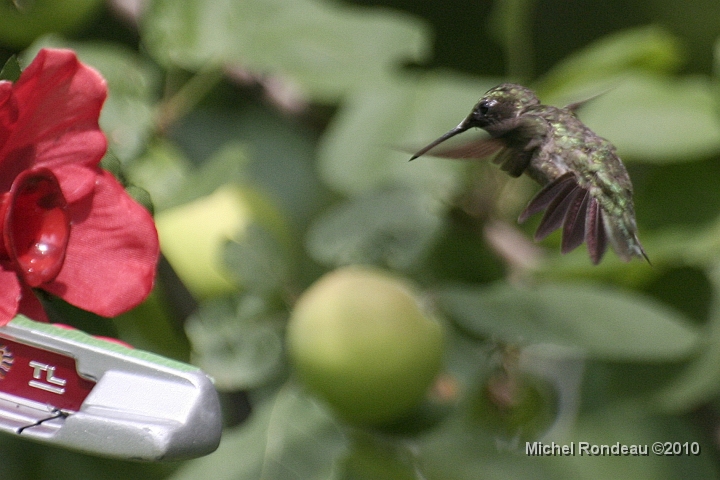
[0,48,159,325]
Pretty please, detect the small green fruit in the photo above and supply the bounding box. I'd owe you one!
[155,184,285,298]
[287,266,445,426]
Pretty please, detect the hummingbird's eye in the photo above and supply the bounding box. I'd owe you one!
[470,98,499,126]
[478,101,491,115]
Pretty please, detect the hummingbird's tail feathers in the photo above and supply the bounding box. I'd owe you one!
[518,172,648,264]
[518,172,575,223]
[519,173,604,258]
[602,214,650,265]
[638,238,651,265]
[534,182,583,242]
[562,188,591,254]
[586,198,608,265]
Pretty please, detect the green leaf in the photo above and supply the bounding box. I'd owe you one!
[167,99,328,225]
[532,215,720,284]
[100,151,156,214]
[143,0,430,101]
[655,263,720,411]
[167,141,250,208]
[76,44,159,163]
[223,223,291,295]
[317,73,497,195]
[112,290,190,361]
[536,25,684,98]
[555,408,716,479]
[306,188,444,271]
[185,296,286,390]
[335,434,419,480]
[533,27,720,164]
[575,73,720,162]
[125,184,155,216]
[125,139,193,212]
[0,55,20,81]
[417,402,715,479]
[436,282,700,361]
[168,384,346,480]
[487,0,536,81]
[416,411,558,480]
[714,35,720,80]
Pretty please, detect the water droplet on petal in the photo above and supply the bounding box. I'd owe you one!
[3,168,70,287]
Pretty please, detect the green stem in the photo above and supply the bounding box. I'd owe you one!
[155,65,225,132]
[489,0,537,82]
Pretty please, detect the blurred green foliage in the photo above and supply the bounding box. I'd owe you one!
[4,0,720,478]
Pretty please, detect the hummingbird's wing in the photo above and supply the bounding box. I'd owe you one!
[564,88,612,113]
[409,136,533,177]
[492,117,547,177]
[420,116,547,178]
[409,137,505,161]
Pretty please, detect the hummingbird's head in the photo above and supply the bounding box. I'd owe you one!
[465,83,540,129]
[410,83,540,160]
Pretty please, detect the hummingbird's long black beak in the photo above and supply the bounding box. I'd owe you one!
[409,119,473,161]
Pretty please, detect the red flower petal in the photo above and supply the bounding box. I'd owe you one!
[42,170,159,317]
[0,49,107,191]
[0,81,17,147]
[53,163,100,204]
[0,268,21,326]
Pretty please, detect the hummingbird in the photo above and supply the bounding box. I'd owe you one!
[410,83,648,265]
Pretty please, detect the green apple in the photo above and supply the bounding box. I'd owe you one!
[0,0,104,48]
[287,266,445,426]
[155,184,285,299]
